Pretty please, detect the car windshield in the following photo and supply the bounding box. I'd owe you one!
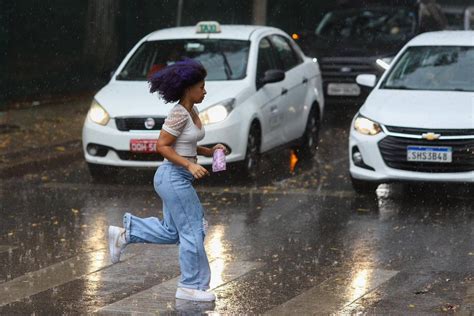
[315,8,416,42]
[117,39,250,81]
[381,46,474,92]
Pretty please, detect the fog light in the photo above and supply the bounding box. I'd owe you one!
[351,146,375,171]
[87,144,99,156]
[353,151,363,165]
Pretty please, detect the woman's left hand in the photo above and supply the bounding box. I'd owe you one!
[212,144,229,155]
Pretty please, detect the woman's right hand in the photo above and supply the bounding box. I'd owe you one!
[187,162,210,179]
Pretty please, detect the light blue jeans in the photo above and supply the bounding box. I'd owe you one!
[123,162,211,291]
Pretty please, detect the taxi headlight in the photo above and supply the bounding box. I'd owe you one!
[354,115,382,136]
[88,100,110,126]
[199,98,235,125]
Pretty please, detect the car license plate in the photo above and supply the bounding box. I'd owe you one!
[407,146,452,163]
[130,139,157,153]
[327,83,361,96]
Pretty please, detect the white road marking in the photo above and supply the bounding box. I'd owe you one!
[266,268,398,315]
[97,260,263,315]
[0,249,113,307]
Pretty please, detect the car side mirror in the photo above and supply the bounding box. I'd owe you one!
[356,74,377,88]
[260,70,285,86]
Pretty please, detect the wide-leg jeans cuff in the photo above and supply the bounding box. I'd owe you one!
[123,212,132,243]
[178,282,210,291]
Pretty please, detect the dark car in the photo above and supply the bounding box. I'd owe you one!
[297,0,447,105]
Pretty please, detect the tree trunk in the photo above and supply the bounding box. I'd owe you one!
[252,0,267,25]
[83,0,119,75]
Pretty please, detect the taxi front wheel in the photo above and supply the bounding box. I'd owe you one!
[87,163,118,182]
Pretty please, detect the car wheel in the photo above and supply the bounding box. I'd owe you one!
[243,123,261,180]
[351,176,378,195]
[87,163,118,182]
[298,106,320,159]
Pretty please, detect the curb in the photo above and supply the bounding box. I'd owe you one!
[0,140,83,178]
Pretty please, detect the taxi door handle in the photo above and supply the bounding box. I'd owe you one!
[281,88,288,95]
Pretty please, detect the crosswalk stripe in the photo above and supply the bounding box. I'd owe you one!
[97,260,263,315]
[0,246,17,254]
[266,268,398,315]
[0,249,114,307]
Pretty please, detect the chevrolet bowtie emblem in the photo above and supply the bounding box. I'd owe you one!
[422,132,441,140]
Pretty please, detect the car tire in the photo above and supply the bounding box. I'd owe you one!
[351,176,378,195]
[242,123,261,180]
[297,105,320,160]
[87,163,118,182]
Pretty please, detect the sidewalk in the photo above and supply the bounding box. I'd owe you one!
[0,93,94,178]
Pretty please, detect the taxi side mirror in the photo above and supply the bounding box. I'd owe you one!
[356,74,377,88]
[260,70,285,88]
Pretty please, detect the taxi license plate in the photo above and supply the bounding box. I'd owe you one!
[407,146,452,163]
[130,139,157,153]
[327,83,361,96]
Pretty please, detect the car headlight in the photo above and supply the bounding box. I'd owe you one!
[88,100,110,126]
[375,57,394,70]
[199,98,235,125]
[354,115,382,136]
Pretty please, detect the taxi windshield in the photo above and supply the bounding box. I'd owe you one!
[116,39,250,81]
[315,8,416,42]
[381,46,474,92]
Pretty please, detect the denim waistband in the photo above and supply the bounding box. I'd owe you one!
[159,161,194,181]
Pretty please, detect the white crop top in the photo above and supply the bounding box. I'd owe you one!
[161,104,205,157]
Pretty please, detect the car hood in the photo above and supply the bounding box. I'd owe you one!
[95,80,249,117]
[360,89,474,129]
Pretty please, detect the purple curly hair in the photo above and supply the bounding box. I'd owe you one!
[148,59,207,103]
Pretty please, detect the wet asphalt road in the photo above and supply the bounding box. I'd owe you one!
[0,105,473,314]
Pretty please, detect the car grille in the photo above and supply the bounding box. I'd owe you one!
[115,117,165,131]
[116,151,164,162]
[385,126,474,137]
[378,136,474,173]
[319,57,380,82]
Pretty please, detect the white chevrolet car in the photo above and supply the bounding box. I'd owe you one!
[83,22,324,179]
[350,31,474,194]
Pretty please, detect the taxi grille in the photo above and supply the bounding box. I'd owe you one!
[115,117,165,131]
[116,151,164,162]
[378,136,474,173]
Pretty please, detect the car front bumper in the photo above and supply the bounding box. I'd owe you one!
[349,131,474,183]
[82,116,246,168]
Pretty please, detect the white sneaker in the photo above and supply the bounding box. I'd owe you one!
[108,226,127,264]
[175,287,216,302]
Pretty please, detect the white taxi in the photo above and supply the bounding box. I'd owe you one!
[82,22,324,179]
[349,31,474,194]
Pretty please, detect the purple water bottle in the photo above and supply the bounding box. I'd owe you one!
[212,148,226,172]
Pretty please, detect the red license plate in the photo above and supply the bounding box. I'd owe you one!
[130,139,157,153]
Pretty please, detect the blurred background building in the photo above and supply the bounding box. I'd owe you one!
[1,0,472,105]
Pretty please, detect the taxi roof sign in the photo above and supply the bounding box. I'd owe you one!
[196,21,221,34]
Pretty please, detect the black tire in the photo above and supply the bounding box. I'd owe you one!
[87,163,118,182]
[351,176,379,195]
[298,106,320,159]
[242,123,261,180]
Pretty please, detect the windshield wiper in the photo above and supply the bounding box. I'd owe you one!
[383,85,414,90]
[218,50,233,80]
